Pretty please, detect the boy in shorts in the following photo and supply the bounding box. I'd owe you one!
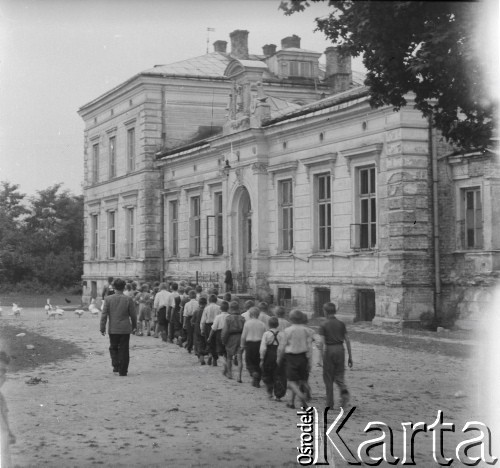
[278,309,314,409]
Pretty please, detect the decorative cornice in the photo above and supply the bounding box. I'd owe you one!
[161,188,181,197]
[121,189,139,200]
[183,182,204,192]
[87,198,101,208]
[341,143,383,174]
[103,195,119,204]
[267,161,298,174]
[300,152,337,180]
[268,161,298,186]
[123,117,137,127]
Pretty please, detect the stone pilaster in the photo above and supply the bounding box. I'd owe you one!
[381,122,435,323]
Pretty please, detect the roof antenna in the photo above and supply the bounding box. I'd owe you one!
[206,27,215,53]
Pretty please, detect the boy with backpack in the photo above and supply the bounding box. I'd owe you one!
[221,301,245,382]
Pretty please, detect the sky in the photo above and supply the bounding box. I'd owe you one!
[0,0,354,197]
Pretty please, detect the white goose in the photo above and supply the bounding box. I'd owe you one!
[89,299,100,317]
[46,299,63,319]
[74,309,85,318]
[11,303,22,316]
[45,298,54,313]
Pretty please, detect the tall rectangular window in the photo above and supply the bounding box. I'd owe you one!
[109,136,116,179]
[279,180,293,252]
[169,200,178,256]
[125,208,135,257]
[90,214,99,260]
[317,174,332,251]
[108,211,116,259]
[215,192,223,254]
[92,144,99,183]
[289,61,312,77]
[359,167,376,249]
[463,188,483,249]
[127,128,135,172]
[190,196,201,256]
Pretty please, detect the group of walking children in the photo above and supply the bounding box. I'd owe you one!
[103,277,353,409]
[126,280,355,410]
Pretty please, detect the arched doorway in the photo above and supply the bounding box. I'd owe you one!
[231,186,252,292]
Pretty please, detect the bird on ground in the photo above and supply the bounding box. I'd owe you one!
[65,298,71,304]
[74,309,85,318]
[47,308,63,319]
[45,299,54,313]
[89,299,100,316]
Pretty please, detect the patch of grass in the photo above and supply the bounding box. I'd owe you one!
[0,322,84,372]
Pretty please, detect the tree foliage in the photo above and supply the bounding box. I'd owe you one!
[0,182,83,291]
[280,0,497,150]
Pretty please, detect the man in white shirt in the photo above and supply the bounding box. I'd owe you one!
[153,283,171,341]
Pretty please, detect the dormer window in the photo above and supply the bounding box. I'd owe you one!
[289,61,312,77]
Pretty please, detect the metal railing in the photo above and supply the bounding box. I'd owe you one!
[193,271,250,294]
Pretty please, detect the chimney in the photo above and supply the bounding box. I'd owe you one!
[213,40,227,53]
[262,44,277,57]
[324,46,352,93]
[230,30,249,60]
[281,34,301,49]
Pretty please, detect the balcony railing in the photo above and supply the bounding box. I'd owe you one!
[350,223,376,250]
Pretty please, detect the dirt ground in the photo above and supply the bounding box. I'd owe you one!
[0,306,496,468]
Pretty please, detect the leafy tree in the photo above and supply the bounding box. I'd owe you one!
[25,184,84,255]
[0,181,83,290]
[280,0,497,150]
[0,182,29,284]
[0,182,28,222]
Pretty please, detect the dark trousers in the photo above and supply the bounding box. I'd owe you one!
[244,341,262,382]
[323,344,349,408]
[185,319,194,352]
[157,307,168,341]
[204,323,216,360]
[168,309,182,342]
[109,333,130,375]
[194,324,207,356]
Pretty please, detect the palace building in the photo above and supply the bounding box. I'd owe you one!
[79,30,499,328]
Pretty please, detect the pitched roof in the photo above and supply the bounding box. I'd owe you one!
[143,52,232,78]
[267,96,301,118]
